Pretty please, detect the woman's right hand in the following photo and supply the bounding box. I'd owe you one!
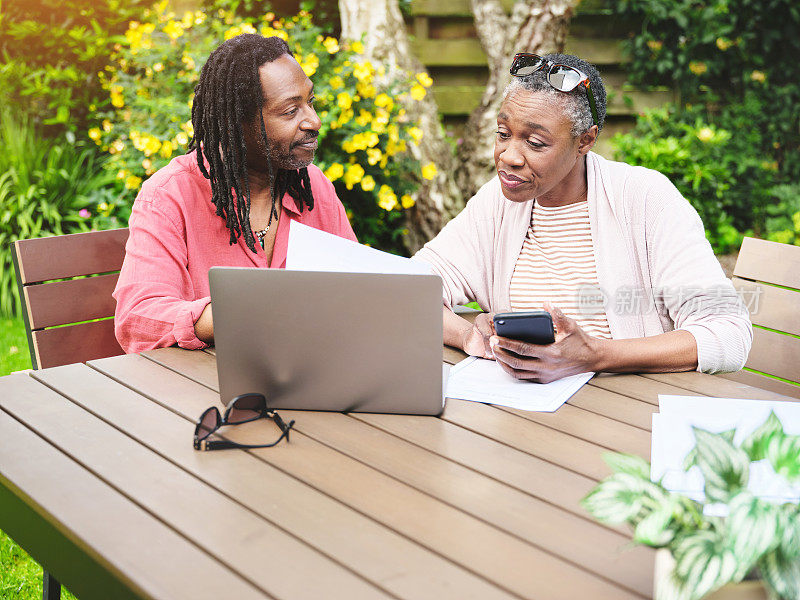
[461,312,495,359]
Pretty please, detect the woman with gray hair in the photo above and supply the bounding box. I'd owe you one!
[414,53,751,383]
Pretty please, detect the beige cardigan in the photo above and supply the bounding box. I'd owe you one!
[413,152,752,374]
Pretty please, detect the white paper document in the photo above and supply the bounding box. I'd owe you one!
[651,395,800,507]
[286,220,432,275]
[446,356,593,412]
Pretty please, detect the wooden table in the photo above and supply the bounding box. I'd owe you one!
[1,346,794,600]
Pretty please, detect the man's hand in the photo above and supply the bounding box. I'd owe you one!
[490,302,599,382]
[462,312,495,359]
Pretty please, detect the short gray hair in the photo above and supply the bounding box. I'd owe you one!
[502,53,607,137]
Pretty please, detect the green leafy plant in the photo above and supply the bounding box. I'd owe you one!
[0,0,145,134]
[94,1,430,254]
[0,106,127,316]
[582,412,800,600]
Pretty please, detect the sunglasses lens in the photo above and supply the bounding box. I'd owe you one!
[548,65,584,91]
[512,54,543,76]
[228,393,265,424]
[196,407,220,441]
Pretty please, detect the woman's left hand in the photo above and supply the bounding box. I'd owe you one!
[490,302,601,383]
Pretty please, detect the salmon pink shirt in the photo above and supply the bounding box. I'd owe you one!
[113,151,357,353]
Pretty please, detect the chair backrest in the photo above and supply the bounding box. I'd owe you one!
[12,228,129,370]
[721,236,800,398]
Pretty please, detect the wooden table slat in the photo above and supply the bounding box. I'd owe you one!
[283,409,654,597]
[81,356,518,600]
[0,380,270,600]
[588,374,704,406]
[10,368,392,600]
[97,352,644,600]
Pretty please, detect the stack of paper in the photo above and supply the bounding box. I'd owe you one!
[652,395,800,505]
[446,357,593,412]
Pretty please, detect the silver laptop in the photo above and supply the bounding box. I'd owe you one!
[209,268,444,415]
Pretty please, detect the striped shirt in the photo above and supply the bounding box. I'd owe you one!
[509,200,612,339]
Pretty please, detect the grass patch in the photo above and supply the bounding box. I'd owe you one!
[0,317,31,375]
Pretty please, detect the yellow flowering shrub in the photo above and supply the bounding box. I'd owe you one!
[96,2,424,253]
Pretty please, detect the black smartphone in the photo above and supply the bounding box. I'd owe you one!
[493,310,555,344]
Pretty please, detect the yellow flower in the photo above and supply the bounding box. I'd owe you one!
[176,132,189,145]
[182,54,196,71]
[356,82,376,98]
[366,148,382,165]
[407,126,423,145]
[360,175,376,191]
[163,20,184,40]
[153,62,164,72]
[351,41,365,54]
[364,132,379,148]
[343,163,365,190]
[688,61,707,75]
[750,70,766,83]
[111,140,125,154]
[355,110,372,127]
[88,127,102,142]
[324,163,344,181]
[401,194,415,209]
[125,175,143,189]
[102,119,112,132]
[377,185,397,211]
[410,84,426,101]
[330,75,344,90]
[300,54,319,77]
[353,61,374,82]
[416,72,433,88]
[716,37,733,51]
[374,93,394,111]
[421,162,437,180]
[142,158,152,169]
[337,91,353,110]
[696,127,715,142]
[160,140,174,158]
[98,201,109,212]
[646,40,663,52]
[322,37,339,54]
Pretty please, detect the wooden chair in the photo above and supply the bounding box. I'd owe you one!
[720,236,800,398]
[12,228,129,370]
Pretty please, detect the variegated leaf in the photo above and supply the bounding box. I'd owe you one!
[581,473,651,524]
[758,546,800,600]
[767,433,800,482]
[726,491,780,578]
[603,451,651,479]
[692,427,750,503]
[742,411,784,461]
[778,505,800,558]
[672,530,739,600]
[634,501,677,546]
[683,428,736,471]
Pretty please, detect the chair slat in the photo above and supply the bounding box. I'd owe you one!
[25,273,120,330]
[733,237,800,290]
[14,229,128,284]
[719,369,800,400]
[32,320,123,370]
[732,277,800,337]
[744,326,800,385]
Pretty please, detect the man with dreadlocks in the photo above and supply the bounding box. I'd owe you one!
[113,34,357,352]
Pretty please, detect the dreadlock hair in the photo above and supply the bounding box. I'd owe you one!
[188,34,315,252]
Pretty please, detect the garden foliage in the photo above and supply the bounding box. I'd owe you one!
[93,1,432,253]
[609,0,800,250]
[0,0,145,134]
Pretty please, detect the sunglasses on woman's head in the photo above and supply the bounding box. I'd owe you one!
[193,392,294,451]
[509,53,600,128]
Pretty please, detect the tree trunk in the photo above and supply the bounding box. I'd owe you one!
[339,0,463,252]
[455,0,578,200]
[339,0,578,252]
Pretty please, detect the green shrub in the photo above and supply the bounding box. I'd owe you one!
[0,0,145,134]
[0,106,127,316]
[610,106,780,253]
[93,3,430,254]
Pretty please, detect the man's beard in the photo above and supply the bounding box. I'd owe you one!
[268,132,318,171]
